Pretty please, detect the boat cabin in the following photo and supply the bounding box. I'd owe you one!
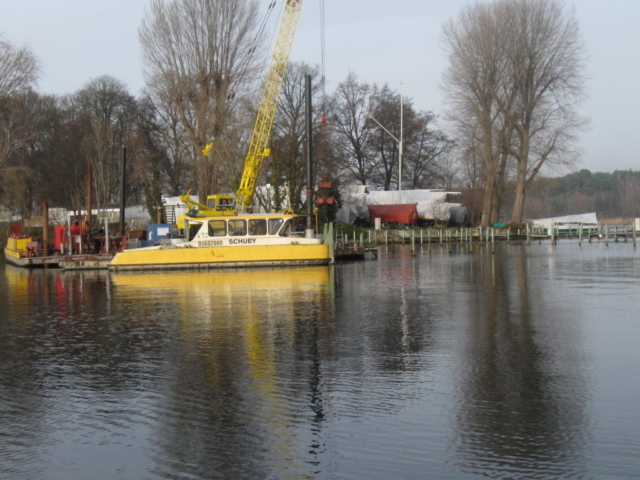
[205,194,235,211]
[185,214,308,245]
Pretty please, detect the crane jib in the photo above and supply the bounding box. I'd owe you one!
[234,0,303,212]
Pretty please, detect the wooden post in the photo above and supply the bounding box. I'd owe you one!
[578,223,582,245]
[491,228,495,254]
[104,217,109,254]
[86,161,92,231]
[43,201,50,257]
[67,216,72,254]
[120,146,127,238]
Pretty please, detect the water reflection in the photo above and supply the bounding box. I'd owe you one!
[110,267,336,479]
[2,244,639,479]
[452,246,590,479]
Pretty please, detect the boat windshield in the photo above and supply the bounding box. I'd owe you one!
[269,218,283,235]
[188,222,203,241]
[279,219,291,237]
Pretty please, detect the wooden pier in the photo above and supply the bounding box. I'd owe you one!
[335,222,638,256]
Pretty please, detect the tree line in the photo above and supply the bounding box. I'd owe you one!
[1,0,591,227]
[526,169,640,220]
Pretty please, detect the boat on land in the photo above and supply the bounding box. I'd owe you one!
[109,212,334,271]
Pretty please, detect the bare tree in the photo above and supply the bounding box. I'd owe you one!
[0,35,40,177]
[500,0,587,224]
[442,0,587,226]
[442,2,514,226]
[0,34,39,101]
[140,88,195,196]
[78,75,137,211]
[434,151,461,191]
[369,84,402,191]
[404,111,452,190]
[330,72,377,185]
[265,62,323,211]
[139,0,263,202]
[8,91,87,216]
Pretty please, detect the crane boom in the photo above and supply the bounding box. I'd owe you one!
[235,0,303,212]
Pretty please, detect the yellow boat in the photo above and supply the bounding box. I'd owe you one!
[4,235,35,266]
[109,213,334,271]
[3,235,61,268]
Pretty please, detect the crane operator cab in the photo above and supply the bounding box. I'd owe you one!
[206,194,235,211]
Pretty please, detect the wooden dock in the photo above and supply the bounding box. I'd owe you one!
[336,223,638,250]
[4,250,114,269]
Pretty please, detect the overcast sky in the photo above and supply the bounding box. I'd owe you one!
[2,0,638,174]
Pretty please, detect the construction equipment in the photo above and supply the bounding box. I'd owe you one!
[194,0,303,216]
[235,0,303,212]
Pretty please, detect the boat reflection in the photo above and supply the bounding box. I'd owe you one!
[110,265,333,294]
[110,266,336,479]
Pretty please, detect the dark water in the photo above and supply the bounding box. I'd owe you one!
[1,242,639,479]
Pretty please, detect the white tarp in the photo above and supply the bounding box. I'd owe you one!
[336,186,462,223]
[336,185,370,224]
[531,212,599,231]
[0,207,12,223]
[25,206,154,227]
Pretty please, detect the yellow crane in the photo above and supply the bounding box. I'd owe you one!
[199,0,303,214]
[235,0,303,212]
[178,0,302,225]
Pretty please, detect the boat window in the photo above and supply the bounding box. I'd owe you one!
[208,220,227,237]
[218,198,233,210]
[279,219,292,237]
[268,218,283,235]
[188,222,203,241]
[228,219,247,236]
[248,219,267,236]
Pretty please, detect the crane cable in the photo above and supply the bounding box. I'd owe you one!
[257,1,282,76]
[320,0,326,106]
